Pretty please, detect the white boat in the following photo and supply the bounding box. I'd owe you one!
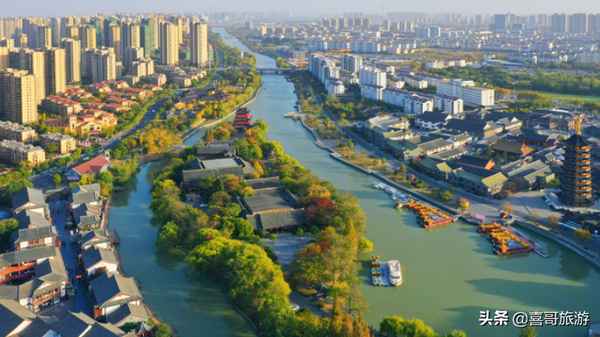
[387,260,403,286]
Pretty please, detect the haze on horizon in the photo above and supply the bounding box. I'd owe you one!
[3,0,600,17]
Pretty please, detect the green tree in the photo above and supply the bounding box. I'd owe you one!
[0,218,19,252]
[53,173,62,188]
[379,316,438,337]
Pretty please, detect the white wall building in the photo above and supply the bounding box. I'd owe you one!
[434,95,464,114]
[359,66,387,88]
[360,84,384,101]
[436,79,495,107]
[308,54,346,96]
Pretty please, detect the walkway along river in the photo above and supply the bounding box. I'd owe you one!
[108,29,600,337]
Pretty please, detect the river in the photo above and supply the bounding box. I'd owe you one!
[108,29,600,337]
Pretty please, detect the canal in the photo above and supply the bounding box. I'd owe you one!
[108,28,600,337]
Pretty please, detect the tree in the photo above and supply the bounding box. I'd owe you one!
[457,197,470,213]
[439,190,454,203]
[98,171,114,197]
[446,330,467,337]
[379,316,438,337]
[358,237,374,253]
[575,228,592,241]
[547,214,561,229]
[79,174,95,185]
[519,327,537,337]
[501,202,513,215]
[0,218,19,252]
[53,173,62,188]
[153,322,174,337]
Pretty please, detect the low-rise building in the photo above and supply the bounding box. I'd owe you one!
[0,140,45,166]
[182,157,253,188]
[0,121,37,143]
[361,114,414,147]
[39,133,77,154]
[67,155,110,181]
[80,229,112,251]
[451,167,507,197]
[415,111,451,130]
[82,247,119,278]
[90,272,143,319]
[13,227,58,251]
[501,159,555,191]
[491,139,535,160]
[240,178,305,233]
[12,188,48,217]
[41,95,83,117]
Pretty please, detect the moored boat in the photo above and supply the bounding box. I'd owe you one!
[387,260,403,286]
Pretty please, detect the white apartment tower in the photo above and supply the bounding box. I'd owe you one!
[191,22,209,67]
[160,22,179,65]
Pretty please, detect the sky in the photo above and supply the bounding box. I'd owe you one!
[4,0,600,17]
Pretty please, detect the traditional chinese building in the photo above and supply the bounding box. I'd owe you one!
[560,114,594,207]
[233,107,253,130]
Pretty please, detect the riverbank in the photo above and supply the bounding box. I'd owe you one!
[514,220,600,269]
[293,112,460,215]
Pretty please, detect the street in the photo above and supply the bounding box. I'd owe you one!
[48,199,93,315]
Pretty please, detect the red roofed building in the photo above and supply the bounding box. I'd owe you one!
[233,108,253,130]
[67,155,111,181]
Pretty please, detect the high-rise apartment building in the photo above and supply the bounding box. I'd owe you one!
[66,25,79,39]
[36,25,52,49]
[160,22,179,65]
[84,48,117,83]
[80,25,97,49]
[191,22,209,67]
[50,17,61,46]
[0,68,38,124]
[45,48,67,95]
[9,48,46,104]
[342,54,362,73]
[551,13,568,33]
[0,38,15,49]
[123,47,144,72]
[122,22,141,50]
[108,24,122,60]
[61,38,81,83]
[569,13,588,34]
[16,34,28,48]
[141,17,159,58]
[492,14,510,32]
[0,47,8,70]
[589,14,600,34]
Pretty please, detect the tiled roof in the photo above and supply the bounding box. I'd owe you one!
[72,155,110,176]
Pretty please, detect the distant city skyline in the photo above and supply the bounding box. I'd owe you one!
[3,0,600,17]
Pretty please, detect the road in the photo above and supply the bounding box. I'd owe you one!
[48,199,93,315]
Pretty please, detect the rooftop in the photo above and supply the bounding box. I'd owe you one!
[242,187,299,214]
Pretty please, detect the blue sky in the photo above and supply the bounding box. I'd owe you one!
[4,0,600,16]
